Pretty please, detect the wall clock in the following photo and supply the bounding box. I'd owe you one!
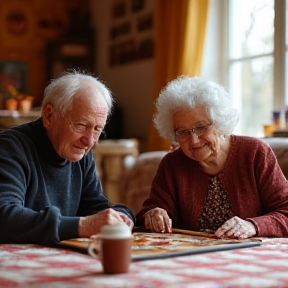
[6,10,28,35]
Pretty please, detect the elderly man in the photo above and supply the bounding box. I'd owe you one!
[0,71,134,245]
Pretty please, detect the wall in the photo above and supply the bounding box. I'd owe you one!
[0,0,92,107]
[0,0,222,152]
[0,0,223,152]
[91,0,224,152]
[90,0,155,152]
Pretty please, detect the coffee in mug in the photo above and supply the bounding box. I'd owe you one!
[88,223,133,274]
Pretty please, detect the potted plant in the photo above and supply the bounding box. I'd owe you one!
[5,85,18,110]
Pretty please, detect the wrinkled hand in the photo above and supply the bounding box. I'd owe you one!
[78,208,134,238]
[214,216,257,239]
[118,211,134,230]
[144,208,172,233]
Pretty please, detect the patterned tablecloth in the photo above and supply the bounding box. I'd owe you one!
[0,238,288,288]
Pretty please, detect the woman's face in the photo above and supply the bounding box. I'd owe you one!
[173,107,221,163]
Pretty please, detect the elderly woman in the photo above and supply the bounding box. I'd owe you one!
[136,76,288,239]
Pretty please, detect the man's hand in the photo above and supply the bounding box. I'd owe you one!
[214,216,257,239]
[118,211,134,230]
[144,207,172,233]
[78,208,134,237]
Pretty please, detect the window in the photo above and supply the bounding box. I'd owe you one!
[228,0,287,137]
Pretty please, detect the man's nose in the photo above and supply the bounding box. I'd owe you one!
[81,132,97,146]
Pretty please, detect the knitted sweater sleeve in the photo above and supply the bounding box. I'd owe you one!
[0,132,65,245]
[75,153,135,223]
[244,140,288,237]
[136,152,181,227]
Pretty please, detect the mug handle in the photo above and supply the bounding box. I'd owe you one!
[88,238,101,258]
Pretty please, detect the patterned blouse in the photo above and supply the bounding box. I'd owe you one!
[198,176,234,233]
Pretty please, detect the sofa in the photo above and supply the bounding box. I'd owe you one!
[121,137,288,214]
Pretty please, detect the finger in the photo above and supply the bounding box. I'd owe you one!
[98,208,123,224]
[119,213,133,226]
[156,215,166,232]
[163,215,172,232]
[214,220,234,238]
[168,219,172,233]
[145,212,156,232]
[214,225,229,238]
[144,213,152,229]
[120,215,134,229]
[109,209,126,222]
[223,222,248,239]
[151,215,162,232]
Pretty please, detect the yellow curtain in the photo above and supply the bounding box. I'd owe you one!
[146,0,210,151]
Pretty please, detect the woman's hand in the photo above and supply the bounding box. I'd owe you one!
[214,216,257,239]
[144,208,172,233]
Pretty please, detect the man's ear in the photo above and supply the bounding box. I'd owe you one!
[42,103,54,128]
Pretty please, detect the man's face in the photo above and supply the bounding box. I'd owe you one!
[44,89,108,162]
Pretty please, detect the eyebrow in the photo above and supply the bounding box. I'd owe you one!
[175,120,209,129]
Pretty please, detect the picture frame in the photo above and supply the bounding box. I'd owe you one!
[0,60,28,94]
[112,0,126,19]
[131,0,145,13]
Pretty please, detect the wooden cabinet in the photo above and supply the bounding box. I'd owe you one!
[47,36,95,79]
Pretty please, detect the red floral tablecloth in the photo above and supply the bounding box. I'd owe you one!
[0,238,288,288]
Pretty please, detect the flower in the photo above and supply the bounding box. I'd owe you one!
[5,85,19,99]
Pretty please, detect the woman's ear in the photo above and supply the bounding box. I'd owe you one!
[42,103,54,128]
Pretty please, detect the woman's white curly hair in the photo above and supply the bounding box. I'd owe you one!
[154,76,239,141]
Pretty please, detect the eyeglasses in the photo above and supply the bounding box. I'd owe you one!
[62,116,106,141]
[174,124,212,141]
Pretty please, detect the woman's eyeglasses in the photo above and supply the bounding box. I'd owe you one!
[175,124,212,141]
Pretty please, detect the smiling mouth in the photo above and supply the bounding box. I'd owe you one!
[192,143,207,150]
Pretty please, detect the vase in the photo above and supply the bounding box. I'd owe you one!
[5,99,18,110]
[19,99,32,113]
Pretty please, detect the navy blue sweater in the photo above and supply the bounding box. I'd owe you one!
[0,118,135,245]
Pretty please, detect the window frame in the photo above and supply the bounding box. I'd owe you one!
[225,0,287,134]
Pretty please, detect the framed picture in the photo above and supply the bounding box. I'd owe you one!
[112,0,126,19]
[110,21,131,40]
[131,0,145,12]
[0,60,28,93]
[137,13,153,32]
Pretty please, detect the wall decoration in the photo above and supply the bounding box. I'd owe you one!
[112,0,126,19]
[109,0,154,67]
[138,37,153,59]
[37,10,70,41]
[137,13,153,32]
[0,0,93,106]
[0,60,28,94]
[6,10,28,35]
[110,21,131,40]
[131,0,145,13]
[109,39,136,66]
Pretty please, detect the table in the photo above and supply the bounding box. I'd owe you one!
[0,238,288,288]
[0,109,41,130]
